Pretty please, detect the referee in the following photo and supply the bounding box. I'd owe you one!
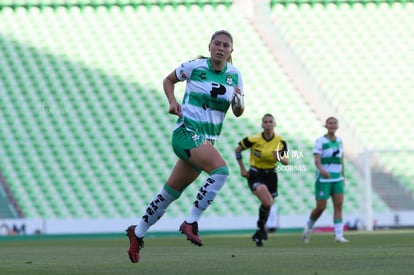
[235,114,289,246]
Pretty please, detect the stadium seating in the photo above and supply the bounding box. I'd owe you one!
[2,0,409,221]
[270,1,414,198]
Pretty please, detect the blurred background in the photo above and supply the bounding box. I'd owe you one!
[0,0,413,235]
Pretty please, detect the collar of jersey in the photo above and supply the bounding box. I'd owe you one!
[261,132,275,142]
[207,58,227,74]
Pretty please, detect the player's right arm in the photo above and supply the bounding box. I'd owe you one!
[314,153,330,178]
[163,71,182,117]
[235,143,249,178]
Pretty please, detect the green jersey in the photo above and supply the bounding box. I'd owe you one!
[313,135,344,182]
[174,57,243,141]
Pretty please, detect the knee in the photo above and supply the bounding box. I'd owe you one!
[262,198,274,210]
[210,166,229,176]
[205,166,228,191]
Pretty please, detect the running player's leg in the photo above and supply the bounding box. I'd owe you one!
[180,141,229,246]
[261,172,278,234]
[247,170,275,246]
[127,159,200,263]
[130,125,201,232]
[251,184,273,246]
[254,185,274,229]
[302,178,329,243]
[255,185,273,222]
[332,180,348,242]
[135,159,200,237]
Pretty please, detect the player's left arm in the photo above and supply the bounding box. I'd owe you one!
[232,71,244,117]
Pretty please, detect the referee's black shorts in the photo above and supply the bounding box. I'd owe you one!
[247,167,278,198]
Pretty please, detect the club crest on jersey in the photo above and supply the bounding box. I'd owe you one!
[226,74,233,86]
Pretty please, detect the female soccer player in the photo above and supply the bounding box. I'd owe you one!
[302,116,349,243]
[235,114,288,247]
[126,30,245,263]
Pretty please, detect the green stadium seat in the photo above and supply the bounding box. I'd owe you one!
[2,1,410,221]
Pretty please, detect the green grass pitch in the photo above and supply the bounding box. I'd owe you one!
[1,230,413,275]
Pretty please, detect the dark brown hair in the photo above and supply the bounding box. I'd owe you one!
[325,116,338,124]
[262,113,274,121]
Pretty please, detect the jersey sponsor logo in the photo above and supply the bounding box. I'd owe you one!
[210,83,226,98]
[198,71,207,80]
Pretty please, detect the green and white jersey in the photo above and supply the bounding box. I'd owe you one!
[174,57,243,141]
[313,135,344,182]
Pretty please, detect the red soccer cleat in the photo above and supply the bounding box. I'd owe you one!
[126,225,144,263]
[179,221,203,246]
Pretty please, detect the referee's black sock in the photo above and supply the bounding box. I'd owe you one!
[257,204,270,230]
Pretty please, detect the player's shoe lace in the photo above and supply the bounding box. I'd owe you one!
[302,227,311,244]
[126,225,144,263]
[179,221,203,246]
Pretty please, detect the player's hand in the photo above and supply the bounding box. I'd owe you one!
[232,87,244,117]
[168,101,182,117]
[240,167,249,178]
[320,170,330,178]
[241,169,249,178]
[234,87,243,96]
